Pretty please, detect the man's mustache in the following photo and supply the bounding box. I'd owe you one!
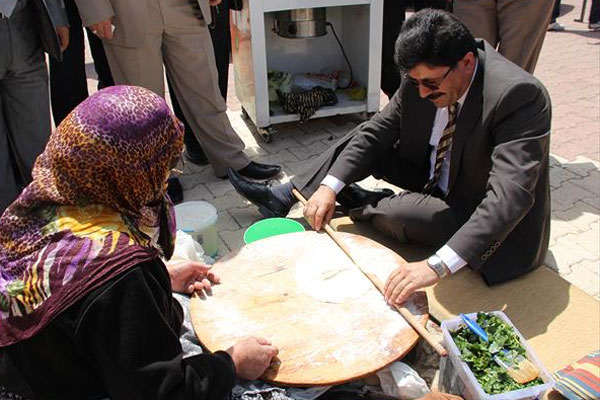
[427,92,444,100]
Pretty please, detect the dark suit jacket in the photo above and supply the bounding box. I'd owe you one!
[31,0,68,61]
[328,40,551,285]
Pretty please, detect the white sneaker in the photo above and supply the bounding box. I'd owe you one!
[548,21,566,31]
[589,22,600,31]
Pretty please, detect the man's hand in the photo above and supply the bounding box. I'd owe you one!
[304,185,336,231]
[56,26,69,52]
[165,260,220,294]
[209,0,222,5]
[226,337,279,380]
[383,260,439,305]
[89,18,114,39]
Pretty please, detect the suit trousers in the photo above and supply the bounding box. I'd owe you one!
[0,1,51,214]
[101,0,249,177]
[291,130,466,249]
[49,0,114,126]
[453,0,554,73]
[168,0,231,159]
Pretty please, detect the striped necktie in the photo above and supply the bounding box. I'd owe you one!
[423,102,458,194]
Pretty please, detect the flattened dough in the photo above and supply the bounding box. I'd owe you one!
[295,250,372,303]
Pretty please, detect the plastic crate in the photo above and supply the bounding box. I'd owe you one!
[440,311,554,400]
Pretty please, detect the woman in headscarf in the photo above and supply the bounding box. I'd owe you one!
[0,86,277,400]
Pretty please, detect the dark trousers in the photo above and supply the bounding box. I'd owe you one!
[591,0,600,23]
[551,0,561,22]
[412,0,449,11]
[291,131,465,249]
[49,0,113,125]
[171,0,231,155]
[0,0,51,214]
[381,0,405,98]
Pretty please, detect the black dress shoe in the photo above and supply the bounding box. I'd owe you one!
[185,147,209,166]
[237,161,282,180]
[227,168,291,217]
[336,183,394,209]
[166,177,184,204]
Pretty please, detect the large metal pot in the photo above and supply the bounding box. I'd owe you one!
[273,8,327,39]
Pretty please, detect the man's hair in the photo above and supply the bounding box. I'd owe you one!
[394,9,477,72]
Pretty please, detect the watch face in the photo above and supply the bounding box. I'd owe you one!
[428,255,441,266]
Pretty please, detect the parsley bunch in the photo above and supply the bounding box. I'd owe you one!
[451,312,544,394]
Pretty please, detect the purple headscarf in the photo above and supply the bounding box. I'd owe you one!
[0,86,184,346]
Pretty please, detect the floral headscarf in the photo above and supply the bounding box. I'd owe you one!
[0,86,184,346]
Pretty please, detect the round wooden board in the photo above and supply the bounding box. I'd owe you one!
[190,231,429,386]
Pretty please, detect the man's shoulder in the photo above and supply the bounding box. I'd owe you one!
[480,42,548,100]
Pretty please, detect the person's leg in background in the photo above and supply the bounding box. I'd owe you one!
[0,3,52,213]
[209,0,231,100]
[453,0,499,49]
[590,0,600,30]
[381,0,405,98]
[548,0,565,31]
[49,0,88,125]
[167,75,209,166]
[86,26,114,90]
[171,0,231,166]
[161,1,250,178]
[496,0,554,73]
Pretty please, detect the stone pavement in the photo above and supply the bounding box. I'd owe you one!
[85,0,599,299]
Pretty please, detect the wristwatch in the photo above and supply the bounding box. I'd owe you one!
[427,254,449,279]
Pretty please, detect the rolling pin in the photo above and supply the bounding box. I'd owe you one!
[292,188,447,357]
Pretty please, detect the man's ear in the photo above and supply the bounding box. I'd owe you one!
[462,51,476,72]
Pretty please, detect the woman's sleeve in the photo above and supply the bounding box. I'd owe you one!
[72,265,236,400]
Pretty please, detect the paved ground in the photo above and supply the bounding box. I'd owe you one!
[85,0,599,298]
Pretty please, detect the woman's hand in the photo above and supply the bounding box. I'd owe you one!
[165,260,220,294]
[226,337,279,380]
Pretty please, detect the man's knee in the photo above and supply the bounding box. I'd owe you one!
[351,193,462,247]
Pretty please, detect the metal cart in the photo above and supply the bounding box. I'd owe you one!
[230,0,384,142]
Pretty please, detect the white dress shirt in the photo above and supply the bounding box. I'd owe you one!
[321,60,479,273]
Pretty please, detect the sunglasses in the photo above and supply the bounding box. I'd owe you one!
[404,63,456,91]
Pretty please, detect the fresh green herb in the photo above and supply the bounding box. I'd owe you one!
[451,312,544,394]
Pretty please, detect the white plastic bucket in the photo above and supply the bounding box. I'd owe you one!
[174,201,219,257]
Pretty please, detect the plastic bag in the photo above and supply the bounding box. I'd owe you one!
[171,230,213,263]
[292,72,339,92]
[376,361,431,399]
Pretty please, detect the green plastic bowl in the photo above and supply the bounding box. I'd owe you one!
[243,218,305,244]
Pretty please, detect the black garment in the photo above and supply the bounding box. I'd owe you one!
[209,0,231,100]
[591,0,600,23]
[551,0,561,22]
[0,260,236,400]
[49,0,114,125]
[412,0,449,11]
[381,0,405,98]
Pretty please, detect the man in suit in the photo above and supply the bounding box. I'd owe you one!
[453,0,554,73]
[74,0,281,181]
[0,0,69,214]
[228,10,551,304]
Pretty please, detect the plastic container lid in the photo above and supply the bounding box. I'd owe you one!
[174,201,218,232]
[243,218,305,244]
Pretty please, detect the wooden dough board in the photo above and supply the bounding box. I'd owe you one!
[190,231,429,386]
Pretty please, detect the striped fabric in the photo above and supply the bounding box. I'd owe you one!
[423,102,458,193]
[553,350,600,400]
